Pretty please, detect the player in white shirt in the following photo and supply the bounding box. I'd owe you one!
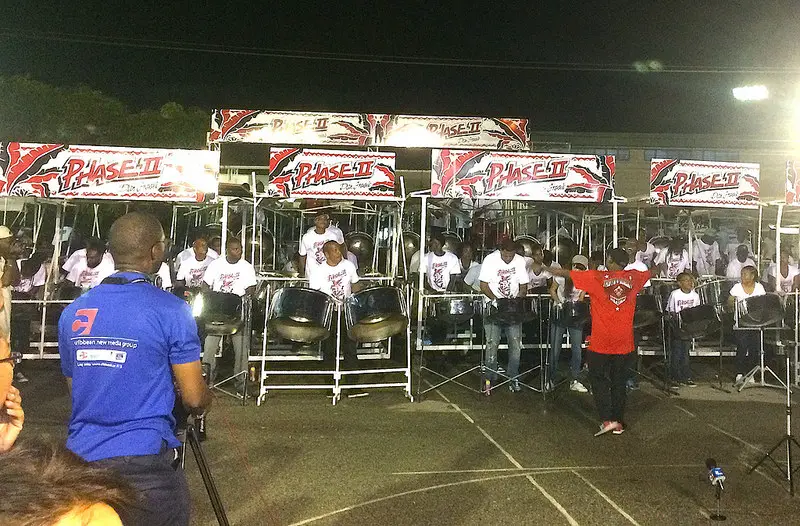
[478,239,530,394]
[692,231,722,276]
[299,211,344,278]
[308,241,369,397]
[420,234,461,292]
[725,227,753,265]
[62,240,115,278]
[725,245,756,279]
[175,235,218,272]
[635,237,658,267]
[64,239,115,294]
[624,239,652,288]
[765,251,800,294]
[525,245,552,291]
[548,255,589,393]
[201,237,258,393]
[665,272,701,387]
[727,265,765,386]
[308,241,361,302]
[655,239,690,279]
[176,237,214,288]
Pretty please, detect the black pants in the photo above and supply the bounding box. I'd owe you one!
[734,328,761,375]
[92,446,190,526]
[587,351,634,423]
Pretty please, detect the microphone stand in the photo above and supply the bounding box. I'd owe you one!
[710,482,726,521]
[747,347,799,495]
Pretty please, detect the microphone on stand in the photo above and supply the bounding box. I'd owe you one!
[706,458,726,489]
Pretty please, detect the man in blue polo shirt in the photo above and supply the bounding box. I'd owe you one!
[59,212,212,526]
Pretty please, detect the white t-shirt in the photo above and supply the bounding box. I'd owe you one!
[666,289,701,313]
[553,276,583,303]
[636,242,658,266]
[693,238,721,276]
[420,251,461,292]
[478,251,529,299]
[656,248,690,279]
[726,258,757,279]
[309,259,359,302]
[299,229,345,276]
[62,249,114,273]
[203,258,258,297]
[13,260,46,294]
[464,263,482,292]
[766,263,800,293]
[624,260,652,287]
[307,224,344,241]
[730,282,766,301]
[525,257,554,289]
[460,259,479,273]
[726,241,753,264]
[176,246,218,270]
[176,255,213,288]
[156,262,172,290]
[66,257,116,290]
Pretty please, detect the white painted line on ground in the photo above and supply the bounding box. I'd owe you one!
[706,423,764,453]
[285,471,563,526]
[391,463,700,476]
[673,404,696,417]
[571,470,640,526]
[429,382,580,525]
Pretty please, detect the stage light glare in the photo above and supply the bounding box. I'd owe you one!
[732,85,769,101]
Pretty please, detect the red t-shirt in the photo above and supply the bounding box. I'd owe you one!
[571,269,651,355]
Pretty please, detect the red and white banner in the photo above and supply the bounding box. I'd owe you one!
[268,148,396,199]
[650,159,760,208]
[0,143,219,202]
[210,110,373,145]
[209,110,529,150]
[430,150,615,202]
[379,115,528,150]
[786,161,800,205]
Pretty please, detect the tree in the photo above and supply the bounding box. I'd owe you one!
[0,75,208,148]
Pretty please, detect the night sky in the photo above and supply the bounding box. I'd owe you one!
[2,1,799,137]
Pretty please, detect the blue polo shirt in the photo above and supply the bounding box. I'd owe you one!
[59,271,201,462]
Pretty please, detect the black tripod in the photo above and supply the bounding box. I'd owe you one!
[178,421,230,525]
[748,350,800,495]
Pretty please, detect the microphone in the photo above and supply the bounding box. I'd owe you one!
[706,458,726,488]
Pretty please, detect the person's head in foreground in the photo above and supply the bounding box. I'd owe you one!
[0,441,136,526]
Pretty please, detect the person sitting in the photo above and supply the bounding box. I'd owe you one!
[176,237,213,289]
[548,255,589,393]
[727,265,766,387]
[665,272,701,387]
[765,250,799,295]
[0,440,134,525]
[725,244,756,280]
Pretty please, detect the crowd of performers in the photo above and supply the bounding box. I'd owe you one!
[8,209,799,436]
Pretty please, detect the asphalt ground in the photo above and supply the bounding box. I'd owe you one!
[18,354,800,526]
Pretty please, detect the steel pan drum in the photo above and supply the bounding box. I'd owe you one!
[633,294,661,328]
[736,293,785,328]
[195,291,243,335]
[514,235,541,258]
[346,232,374,267]
[433,297,477,324]
[268,287,335,343]
[486,297,537,325]
[402,231,420,268]
[345,287,408,342]
[554,300,589,329]
[672,304,720,339]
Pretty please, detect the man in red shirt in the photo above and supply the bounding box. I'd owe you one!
[549,248,660,436]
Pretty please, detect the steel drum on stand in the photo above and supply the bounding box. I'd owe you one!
[345,287,408,342]
[736,293,785,328]
[486,297,538,325]
[268,287,335,343]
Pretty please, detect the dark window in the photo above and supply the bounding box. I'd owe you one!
[578,148,630,161]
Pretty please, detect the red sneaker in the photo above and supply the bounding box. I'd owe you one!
[594,421,616,436]
[612,422,625,435]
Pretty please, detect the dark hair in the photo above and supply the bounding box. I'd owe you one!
[590,250,604,262]
[499,238,518,252]
[607,248,629,268]
[458,242,474,258]
[430,233,445,246]
[676,271,693,281]
[84,237,106,253]
[542,249,554,266]
[226,236,242,248]
[0,441,136,525]
[668,238,684,254]
[322,240,341,255]
[741,265,758,278]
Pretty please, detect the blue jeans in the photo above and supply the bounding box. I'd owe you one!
[484,318,522,382]
[549,323,583,381]
[669,338,691,382]
[92,446,189,526]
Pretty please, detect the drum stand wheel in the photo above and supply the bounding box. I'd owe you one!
[737,327,786,392]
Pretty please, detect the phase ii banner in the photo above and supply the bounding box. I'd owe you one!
[650,159,760,208]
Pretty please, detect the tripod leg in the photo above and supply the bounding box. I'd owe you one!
[187,424,230,526]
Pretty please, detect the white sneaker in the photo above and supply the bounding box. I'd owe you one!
[570,380,588,393]
[734,374,744,386]
[14,372,28,383]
